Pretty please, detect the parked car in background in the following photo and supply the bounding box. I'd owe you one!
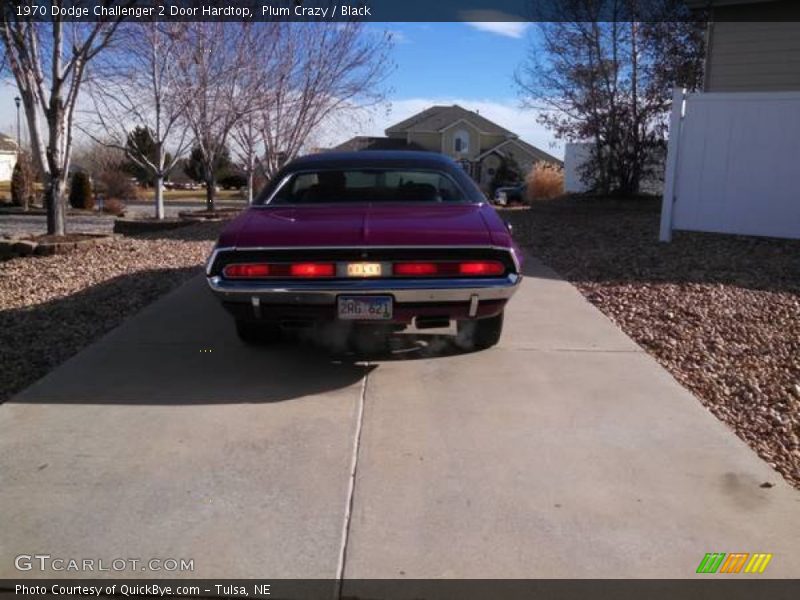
[493,183,526,206]
[206,151,523,350]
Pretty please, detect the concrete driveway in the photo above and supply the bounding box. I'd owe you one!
[1,258,798,582]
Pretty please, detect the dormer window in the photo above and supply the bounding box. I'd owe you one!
[453,129,469,154]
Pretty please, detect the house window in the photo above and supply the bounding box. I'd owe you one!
[453,129,469,154]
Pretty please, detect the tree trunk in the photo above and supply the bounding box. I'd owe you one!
[247,171,254,205]
[22,98,48,188]
[155,175,165,219]
[205,176,216,211]
[45,176,67,236]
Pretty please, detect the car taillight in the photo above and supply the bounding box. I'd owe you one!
[393,260,506,277]
[458,261,505,276]
[223,262,335,278]
[394,262,439,276]
[223,263,271,278]
[289,262,335,277]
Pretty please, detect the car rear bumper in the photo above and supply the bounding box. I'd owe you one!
[208,274,520,303]
[207,274,521,324]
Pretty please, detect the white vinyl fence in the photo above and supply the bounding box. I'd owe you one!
[564,143,592,193]
[660,88,800,241]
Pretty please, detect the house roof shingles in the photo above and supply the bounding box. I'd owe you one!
[386,104,515,136]
[479,138,563,166]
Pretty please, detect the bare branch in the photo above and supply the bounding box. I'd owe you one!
[0,1,134,234]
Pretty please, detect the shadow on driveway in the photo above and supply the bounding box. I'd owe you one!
[9,332,379,406]
[1,266,202,403]
[5,270,491,406]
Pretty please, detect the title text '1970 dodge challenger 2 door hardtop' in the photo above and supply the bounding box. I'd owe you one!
[205,151,523,349]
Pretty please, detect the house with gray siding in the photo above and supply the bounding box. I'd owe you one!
[689,0,800,91]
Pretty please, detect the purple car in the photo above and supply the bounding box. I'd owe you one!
[205,151,523,349]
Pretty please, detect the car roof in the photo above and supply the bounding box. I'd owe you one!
[288,151,458,170]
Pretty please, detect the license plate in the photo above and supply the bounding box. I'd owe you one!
[346,262,382,277]
[337,296,393,320]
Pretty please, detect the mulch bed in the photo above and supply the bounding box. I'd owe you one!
[0,221,225,403]
[503,199,800,488]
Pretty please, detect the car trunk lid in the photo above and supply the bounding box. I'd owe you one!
[231,203,494,248]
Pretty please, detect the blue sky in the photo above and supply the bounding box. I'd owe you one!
[0,22,562,159]
[340,22,560,156]
[385,22,528,101]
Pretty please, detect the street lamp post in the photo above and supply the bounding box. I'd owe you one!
[14,96,21,151]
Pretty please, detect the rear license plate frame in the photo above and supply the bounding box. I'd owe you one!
[337,295,393,321]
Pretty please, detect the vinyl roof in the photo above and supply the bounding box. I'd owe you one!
[289,150,455,169]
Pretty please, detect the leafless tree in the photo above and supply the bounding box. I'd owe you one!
[0,1,131,235]
[230,116,262,205]
[172,22,268,211]
[515,0,704,195]
[253,22,393,181]
[72,138,126,174]
[83,21,191,219]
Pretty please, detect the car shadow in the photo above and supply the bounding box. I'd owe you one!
[2,269,482,406]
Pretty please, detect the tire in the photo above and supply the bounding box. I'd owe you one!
[235,319,282,345]
[457,312,504,350]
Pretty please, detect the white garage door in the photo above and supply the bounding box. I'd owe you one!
[660,89,800,241]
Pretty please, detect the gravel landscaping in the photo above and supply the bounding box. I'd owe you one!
[0,221,224,403]
[504,199,800,488]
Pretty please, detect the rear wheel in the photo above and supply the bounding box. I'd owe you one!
[235,319,282,344]
[456,312,504,350]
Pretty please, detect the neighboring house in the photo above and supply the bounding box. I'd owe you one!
[661,1,800,241]
[690,0,800,92]
[335,105,562,191]
[0,133,18,183]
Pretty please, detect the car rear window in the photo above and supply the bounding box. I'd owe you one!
[265,169,467,204]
